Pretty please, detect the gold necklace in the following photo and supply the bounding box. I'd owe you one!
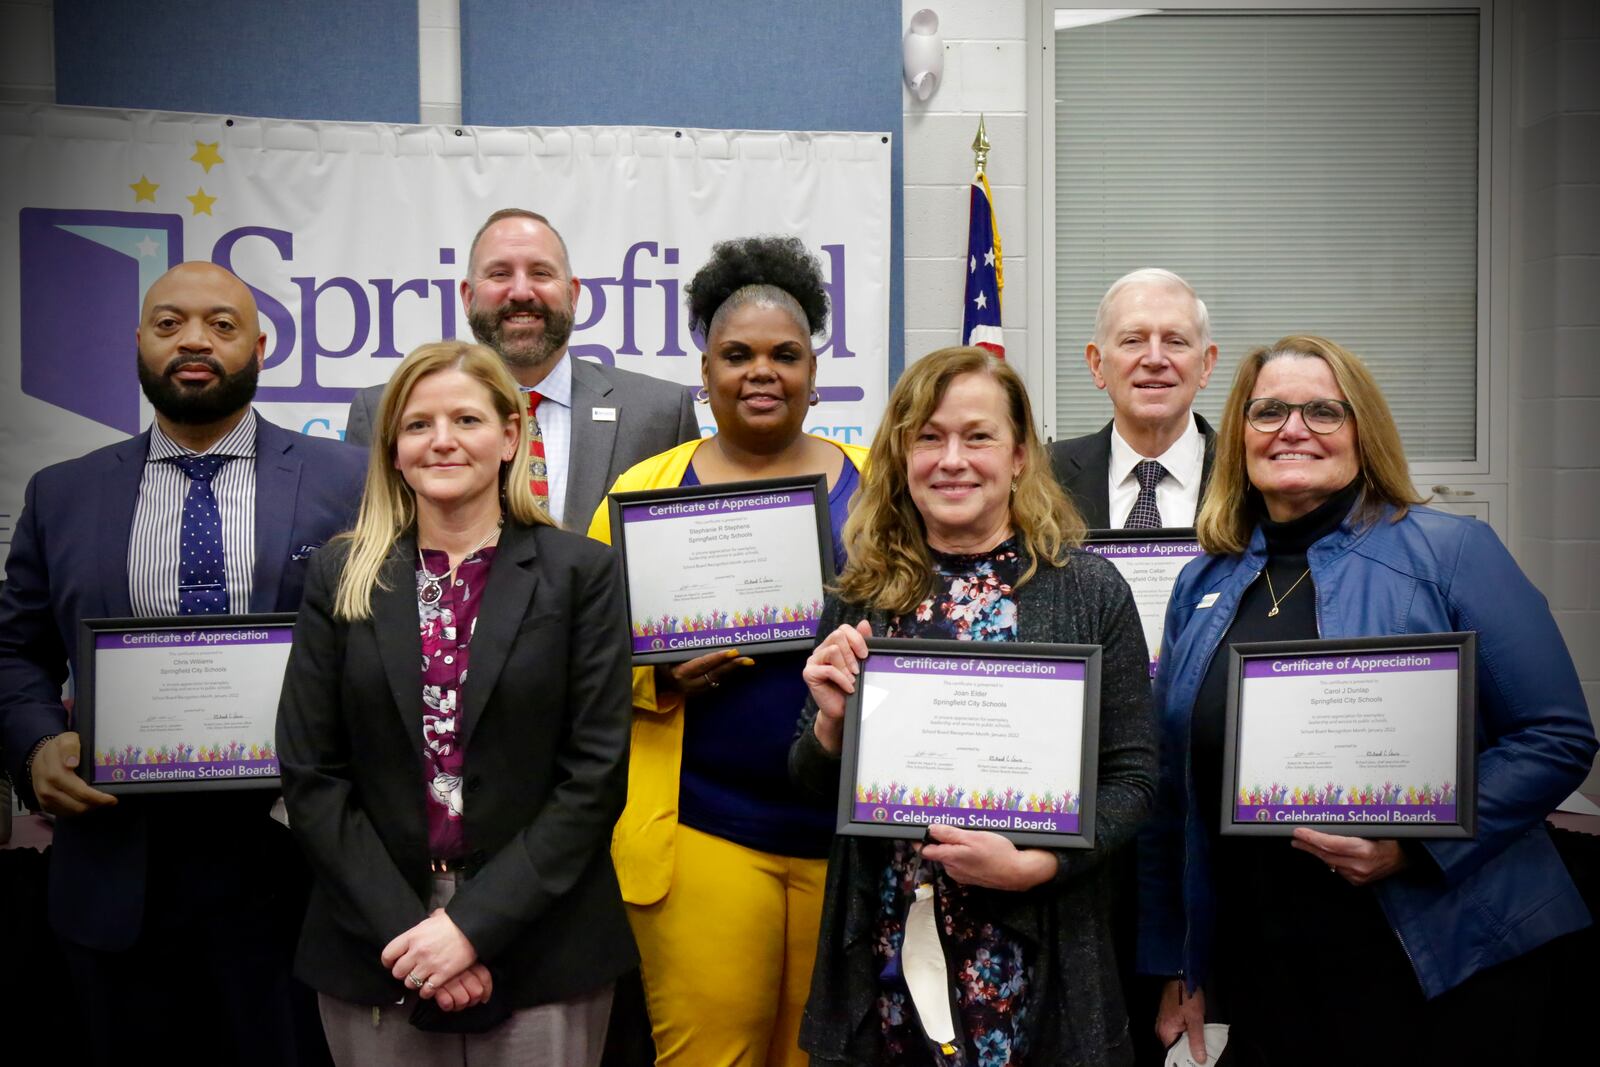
[1264,567,1312,618]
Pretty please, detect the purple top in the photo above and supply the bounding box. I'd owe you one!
[417,546,497,859]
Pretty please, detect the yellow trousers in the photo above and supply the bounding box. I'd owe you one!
[628,824,827,1067]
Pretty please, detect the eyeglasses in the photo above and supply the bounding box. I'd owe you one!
[1245,397,1353,435]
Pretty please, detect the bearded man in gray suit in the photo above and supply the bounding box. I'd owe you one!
[347,208,700,528]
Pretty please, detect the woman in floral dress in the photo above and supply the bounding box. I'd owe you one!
[790,346,1157,1067]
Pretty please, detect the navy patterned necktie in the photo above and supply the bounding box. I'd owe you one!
[169,454,232,615]
[1123,459,1167,530]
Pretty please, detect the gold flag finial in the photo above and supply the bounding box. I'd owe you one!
[972,115,991,176]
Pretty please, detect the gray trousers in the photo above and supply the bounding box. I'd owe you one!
[317,875,613,1066]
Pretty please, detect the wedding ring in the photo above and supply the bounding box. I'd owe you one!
[407,973,425,989]
[424,979,437,990]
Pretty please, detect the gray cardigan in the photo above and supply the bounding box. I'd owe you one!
[789,548,1156,1067]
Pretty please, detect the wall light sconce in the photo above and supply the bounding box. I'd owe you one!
[903,9,943,102]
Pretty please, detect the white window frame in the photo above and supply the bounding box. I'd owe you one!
[1025,0,1510,487]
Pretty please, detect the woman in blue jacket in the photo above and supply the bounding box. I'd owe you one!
[1140,335,1595,1066]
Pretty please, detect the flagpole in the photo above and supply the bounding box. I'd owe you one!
[972,114,990,177]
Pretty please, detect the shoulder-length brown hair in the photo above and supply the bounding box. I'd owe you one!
[835,346,1086,615]
[1196,334,1424,555]
[333,340,551,620]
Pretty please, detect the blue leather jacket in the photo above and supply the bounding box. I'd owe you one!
[1137,503,1595,998]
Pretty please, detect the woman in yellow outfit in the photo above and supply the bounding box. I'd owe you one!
[589,236,866,1066]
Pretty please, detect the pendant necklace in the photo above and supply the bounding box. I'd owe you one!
[418,520,502,606]
[1264,566,1312,618]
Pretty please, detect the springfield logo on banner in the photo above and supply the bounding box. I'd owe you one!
[0,104,890,565]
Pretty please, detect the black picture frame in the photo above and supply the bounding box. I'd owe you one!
[1220,632,1478,838]
[75,614,297,795]
[836,637,1102,849]
[608,474,835,665]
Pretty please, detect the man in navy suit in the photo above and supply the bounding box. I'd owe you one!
[0,261,365,1064]
[1050,268,1219,529]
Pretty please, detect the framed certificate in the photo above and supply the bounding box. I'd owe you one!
[1221,633,1477,838]
[75,615,296,794]
[837,639,1102,848]
[1083,528,1204,677]
[609,475,835,664]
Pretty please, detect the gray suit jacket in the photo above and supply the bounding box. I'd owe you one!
[345,356,699,527]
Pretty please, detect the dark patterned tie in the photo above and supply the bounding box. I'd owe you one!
[1123,459,1167,530]
[169,454,232,615]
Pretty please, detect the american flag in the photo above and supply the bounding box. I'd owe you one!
[962,172,1004,357]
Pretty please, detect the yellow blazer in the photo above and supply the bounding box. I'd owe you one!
[587,435,869,904]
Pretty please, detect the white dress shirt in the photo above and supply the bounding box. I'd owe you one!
[1107,414,1205,528]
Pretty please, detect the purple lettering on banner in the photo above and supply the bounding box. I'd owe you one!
[1243,651,1459,679]
[631,618,820,654]
[1082,541,1202,560]
[1234,804,1456,825]
[92,757,279,784]
[212,226,297,371]
[95,627,294,651]
[866,653,1084,682]
[854,802,1079,835]
[616,241,656,356]
[621,490,810,524]
[293,275,371,361]
[656,246,686,356]
[816,244,855,359]
[369,278,431,358]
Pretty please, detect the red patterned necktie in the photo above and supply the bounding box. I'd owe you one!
[525,390,549,512]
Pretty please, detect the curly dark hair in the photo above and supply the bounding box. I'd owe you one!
[685,235,830,338]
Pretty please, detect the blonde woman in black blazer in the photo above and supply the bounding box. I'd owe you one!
[276,340,634,1065]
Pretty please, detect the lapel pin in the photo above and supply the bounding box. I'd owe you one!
[592,407,617,422]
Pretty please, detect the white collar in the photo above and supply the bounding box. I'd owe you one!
[1109,413,1203,488]
[519,351,572,407]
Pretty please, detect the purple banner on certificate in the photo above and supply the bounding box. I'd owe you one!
[620,490,809,525]
[1081,541,1201,560]
[632,616,821,655]
[1235,803,1457,825]
[92,754,279,784]
[866,654,1085,682]
[94,627,293,652]
[852,801,1080,835]
[1243,650,1459,679]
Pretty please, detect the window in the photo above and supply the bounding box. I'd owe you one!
[1037,4,1489,467]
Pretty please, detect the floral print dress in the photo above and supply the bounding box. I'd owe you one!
[875,539,1033,1067]
[417,546,495,858]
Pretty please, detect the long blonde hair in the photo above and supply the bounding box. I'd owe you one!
[1196,334,1424,555]
[836,346,1086,615]
[333,340,550,619]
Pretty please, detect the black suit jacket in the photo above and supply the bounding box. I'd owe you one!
[276,520,637,1007]
[0,417,365,950]
[1048,413,1218,529]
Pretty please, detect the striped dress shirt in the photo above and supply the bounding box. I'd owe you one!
[128,410,259,617]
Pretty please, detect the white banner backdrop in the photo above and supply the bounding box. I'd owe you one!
[0,104,891,567]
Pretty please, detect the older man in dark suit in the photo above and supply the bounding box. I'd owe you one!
[346,208,700,529]
[0,262,366,1064]
[1050,269,1219,529]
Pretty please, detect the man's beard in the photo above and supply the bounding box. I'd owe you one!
[137,351,260,424]
[467,297,575,369]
